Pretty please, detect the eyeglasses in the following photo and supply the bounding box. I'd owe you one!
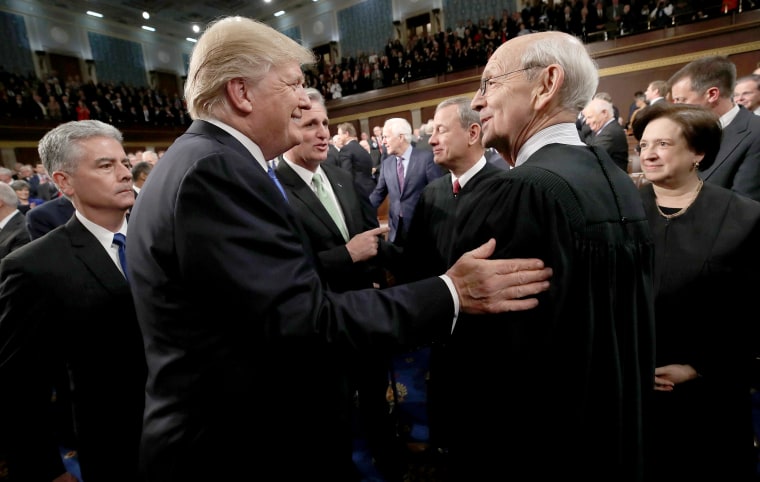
[479,66,543,96]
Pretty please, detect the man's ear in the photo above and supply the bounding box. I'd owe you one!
[52,171,73,197]
[533,64,563,111]
[226,78,254,114]
[468,123,482,146]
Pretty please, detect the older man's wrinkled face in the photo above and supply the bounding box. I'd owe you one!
[470,39,539,165]
[247,62,311,160]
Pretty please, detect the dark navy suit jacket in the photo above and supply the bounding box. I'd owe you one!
[369,147,444,243]
[126,120,454,481]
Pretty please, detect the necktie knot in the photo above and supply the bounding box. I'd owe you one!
[453,179,461,196]
[113,233,128,280]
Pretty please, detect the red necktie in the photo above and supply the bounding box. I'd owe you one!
[453,179,461,196]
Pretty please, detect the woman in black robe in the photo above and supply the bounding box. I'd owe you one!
[633,102,760,482]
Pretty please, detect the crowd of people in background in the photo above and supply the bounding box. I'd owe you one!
[0,67,192,128]
[305,0,746,100]
[0,1,753,122]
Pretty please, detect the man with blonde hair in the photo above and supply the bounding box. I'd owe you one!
[127,16,552,481]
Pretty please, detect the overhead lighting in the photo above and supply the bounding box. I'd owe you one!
[142,25,156,32]
[192,24,200,33]
[186,37,198,43]
[142,11,150,20]
[274,10,285,17]
[86,11,104,18]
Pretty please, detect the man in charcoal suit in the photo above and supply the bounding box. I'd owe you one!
[370,117,445,246]
[0,120,145,482]
[669,55,760,202]
[276,88,404,481]
[336,122,377,202]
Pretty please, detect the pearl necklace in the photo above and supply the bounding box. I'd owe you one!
[655,179,704,220]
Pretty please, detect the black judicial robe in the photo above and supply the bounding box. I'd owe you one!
[442,144,655,482]
[398,161,506,450]
[641,182,760,482]
[400,162,506,282]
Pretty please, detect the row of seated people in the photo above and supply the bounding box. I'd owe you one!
[305,0,752,100]
[0,69,192,128]
[0,1,754,121]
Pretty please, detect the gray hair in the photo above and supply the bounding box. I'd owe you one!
[736,74,760,90]
[185,16,316,120]
[0,182,18,206]
[384,118,413,143]
[519,32,598,112]
[38,120,123,176]
[436,96,481,130]
[305,87,326,108]
[585,97,613,117]
[9,180,30,191]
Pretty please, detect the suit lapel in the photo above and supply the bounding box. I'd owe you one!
[704,109,750,180]
[323,167,358,236]
[276,161,344,240]
[0,213,22,242]
[65,217,129,295]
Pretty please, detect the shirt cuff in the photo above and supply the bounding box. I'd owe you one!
[439,274,459,333]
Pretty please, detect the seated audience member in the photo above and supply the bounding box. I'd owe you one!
[0,182,31,260]
[0,167,13,184]
[25,195,75,240]
[9,180,44,214]
[632,101,760,482]
[142,150,159,166]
